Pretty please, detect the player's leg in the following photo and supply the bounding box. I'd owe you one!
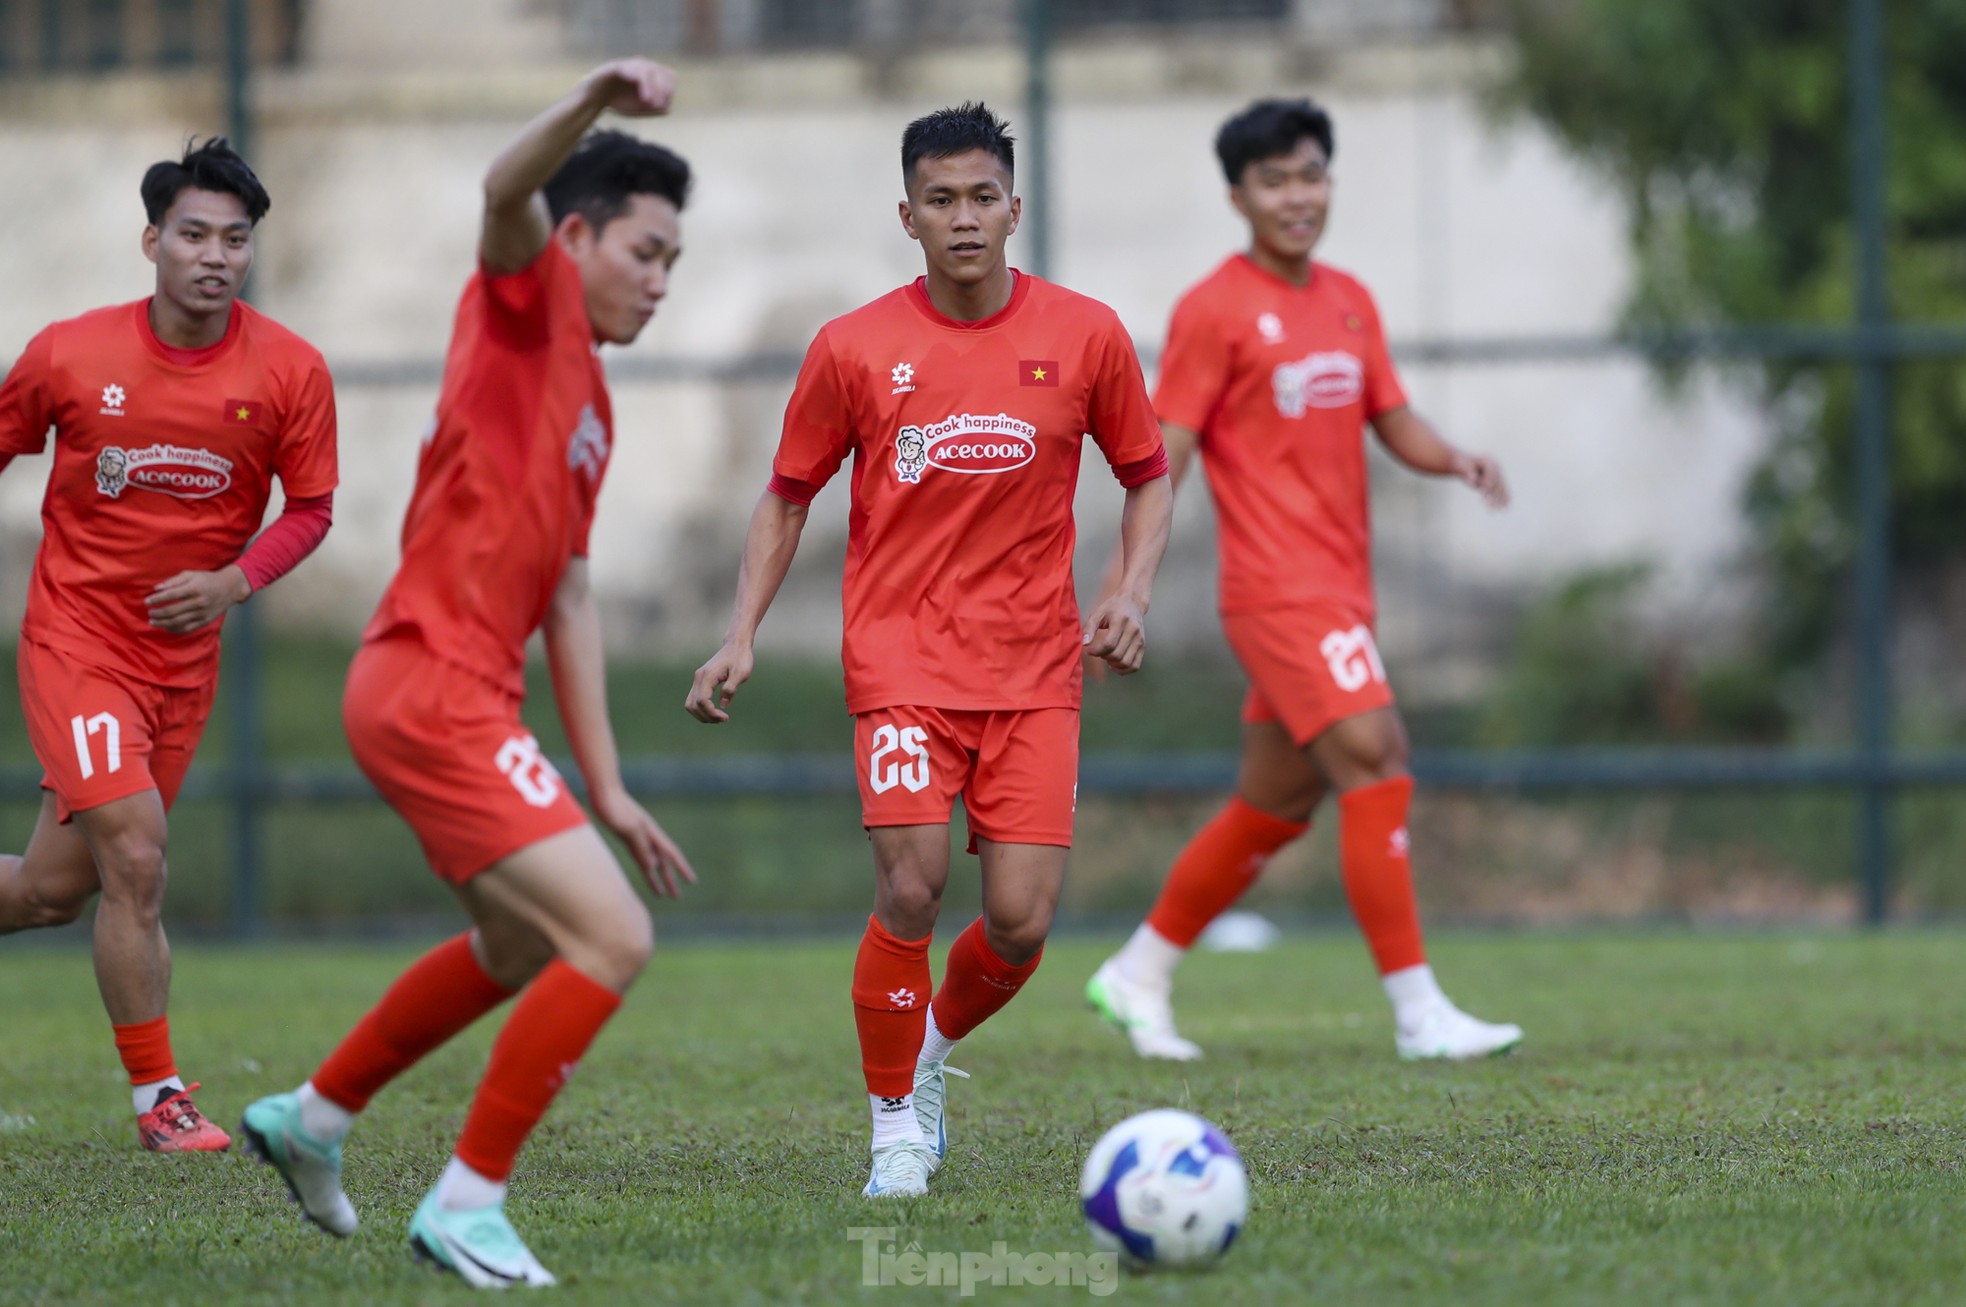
[67,788,227,1151]
[0,793,100,933]
[1090,704,1324,1060]
[911,708,1073,1168]
[1311,705,1522,1060]
[13,647,231,1151]
[913,837,1061,1165]
[396,824,649,1287]
[3,644,110,934]
[242,641,556,1240]
[852,708,965,1198]
[856,822,952,1197]
[243,919,527,1238]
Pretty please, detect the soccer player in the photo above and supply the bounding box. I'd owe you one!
[1085,98,1524,1063]
[238,61,696,1286]
[687,102,1174,1199]
[0,140,338,1151]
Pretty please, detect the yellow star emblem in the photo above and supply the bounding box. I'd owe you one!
[235,406,251,421]
[1030,366,1046,381]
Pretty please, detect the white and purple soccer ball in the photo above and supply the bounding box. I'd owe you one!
[1079,1109,1248,1267]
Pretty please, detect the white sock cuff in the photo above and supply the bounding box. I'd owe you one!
[918,1007,959,1067]
[1382,963,1446,1015]
[1114,922,1185,988]
[869,1092,924,1150]
[132,1076,185,1116]
[435,1155,508,1212]
[297,1080,356,1144]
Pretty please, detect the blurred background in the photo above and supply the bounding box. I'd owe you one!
[0,0,1960,936]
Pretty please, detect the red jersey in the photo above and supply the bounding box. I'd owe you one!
[0,300,338,688]
[1155,255,1406,617]
[363,242,611,698]
[773,273,1164,714]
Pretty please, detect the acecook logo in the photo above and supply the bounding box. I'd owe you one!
[893,412,1038,484]
[1272,350,1364,417]
[94,444,235,500]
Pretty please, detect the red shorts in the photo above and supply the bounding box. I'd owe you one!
[853,706,1078,849]
[343,638,588,885]
[18,637,215,822]
[1225,602,1396,747]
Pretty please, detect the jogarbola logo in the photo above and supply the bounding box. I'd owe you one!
[94,444,235,500]
[892,412,1038,484]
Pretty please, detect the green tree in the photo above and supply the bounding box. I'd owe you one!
[1495,0,1966,670]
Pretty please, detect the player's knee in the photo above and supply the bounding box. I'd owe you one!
[1240,779,1320,825]
[878,876,943,935]
[580,903,653,988]
[474,926,554,991]
[1360,744,1409,782]
[1333,733,1409,789]
[95,837,168,913]
[20,882,89,928]
[985,911,1052,967]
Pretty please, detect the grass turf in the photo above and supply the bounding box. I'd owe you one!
[1,931,1961,1305]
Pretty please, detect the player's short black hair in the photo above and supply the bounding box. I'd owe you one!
[1215,98,1335,186]
[901,101,1015,187]
[141,137,271,226]
[544,130,692,234]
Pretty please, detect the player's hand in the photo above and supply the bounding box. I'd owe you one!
[1454,452,1510,509]
[685,641,754,723]
[593,784,698,899]
[583,58,677,118]
[145,565,252,633]
[1083,593,1149,676]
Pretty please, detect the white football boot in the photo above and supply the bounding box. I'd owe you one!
[1396,1002,1524,1061]
[862,1140,936,1198]
[1085,958,1203,1062]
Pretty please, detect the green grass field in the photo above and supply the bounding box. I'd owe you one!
[3,930,1963,1305]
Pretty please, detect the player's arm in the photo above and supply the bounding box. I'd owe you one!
[1159,421,1202,492]
[544,557,696,898]
[1371,405,1509,508]
[150,360,341,634]
[685,490,809,723]
[144,495,335,634]
[0,328,58,481]
[1092,420,1198,604]
[1084,473,1174,676]
[480,58,677,275]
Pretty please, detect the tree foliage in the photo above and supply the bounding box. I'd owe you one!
[1496,0,1966,664]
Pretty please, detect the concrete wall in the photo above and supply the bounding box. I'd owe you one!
[0,19,1766,692]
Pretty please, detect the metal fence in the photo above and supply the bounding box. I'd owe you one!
[0,0,1954,932]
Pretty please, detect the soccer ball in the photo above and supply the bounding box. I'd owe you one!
[1079,1109,1248,1267]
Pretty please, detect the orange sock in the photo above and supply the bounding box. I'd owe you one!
[312,933,514,1113]
[1145,796,1308,948]
[454,959,621,1183]
[929,918,1042,1041]
[112,1015,177,1086]
[850,914,931,1098]
[1338,775,1427,974]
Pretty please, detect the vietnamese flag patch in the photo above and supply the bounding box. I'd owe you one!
[1020,360,1060,387]
[225,398,265,427]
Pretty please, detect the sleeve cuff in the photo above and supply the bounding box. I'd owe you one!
[767,472,822,506]
[1113,447,1170,489]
